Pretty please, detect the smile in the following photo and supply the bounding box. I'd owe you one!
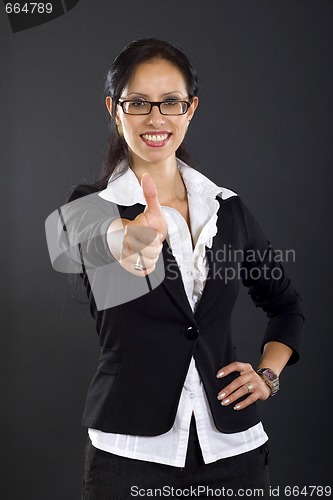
[140,132,171,147]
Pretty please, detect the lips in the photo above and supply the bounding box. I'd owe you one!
[140,132,171,147]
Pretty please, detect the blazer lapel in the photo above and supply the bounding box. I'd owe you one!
[160,242,198,326]
[194,206,235,322]
[118,203,145,220]
[193,243,218,322]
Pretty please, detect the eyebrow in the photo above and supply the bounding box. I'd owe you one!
[125,91,184,98]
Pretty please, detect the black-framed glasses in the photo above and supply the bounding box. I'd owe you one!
[117,99,191,116]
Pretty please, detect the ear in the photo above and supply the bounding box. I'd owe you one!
[105,96,112,115]
[187,96,199,121]
[105,96,120,124]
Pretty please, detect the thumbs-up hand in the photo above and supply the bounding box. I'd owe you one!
[107,174,168,275]
[139,173,168,241]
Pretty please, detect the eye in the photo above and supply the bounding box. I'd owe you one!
[128,100,147,108]
[163,99,181,107]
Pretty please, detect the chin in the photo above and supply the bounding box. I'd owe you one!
[133,148,174,165]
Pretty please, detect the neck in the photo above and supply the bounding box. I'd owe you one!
[131,156,186,205]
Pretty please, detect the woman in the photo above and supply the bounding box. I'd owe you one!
[48,39,304,499]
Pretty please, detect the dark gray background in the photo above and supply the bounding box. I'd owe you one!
[1,1,332,498]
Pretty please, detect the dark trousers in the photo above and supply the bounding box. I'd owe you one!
[82,417,270,499]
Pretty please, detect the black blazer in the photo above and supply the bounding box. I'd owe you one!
[52,185,304,436]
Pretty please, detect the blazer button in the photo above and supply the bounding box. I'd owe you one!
[185,326,199,340]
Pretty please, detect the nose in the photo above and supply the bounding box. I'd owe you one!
[146,104,165,127]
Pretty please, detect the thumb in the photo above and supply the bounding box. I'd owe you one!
[141,173,163,217]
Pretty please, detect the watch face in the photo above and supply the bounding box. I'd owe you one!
[263,369,277,381]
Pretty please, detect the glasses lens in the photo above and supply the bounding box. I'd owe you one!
[123,101,151,114]
[160,101,188,115]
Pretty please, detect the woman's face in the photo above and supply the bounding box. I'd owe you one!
[107,59,198,168]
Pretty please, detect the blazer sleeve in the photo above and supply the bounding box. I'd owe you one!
[236,197,304,364]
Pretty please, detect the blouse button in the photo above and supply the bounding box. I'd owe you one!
[186,271,193,277]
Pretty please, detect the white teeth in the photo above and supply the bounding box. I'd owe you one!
[142,134,169,142]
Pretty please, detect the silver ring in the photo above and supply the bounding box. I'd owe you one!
[245,383,254,394]
[132,255,146,271]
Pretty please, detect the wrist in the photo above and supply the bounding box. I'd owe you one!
[106,218,128,260]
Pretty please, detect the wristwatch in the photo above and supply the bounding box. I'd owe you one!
[256,368,279,397]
